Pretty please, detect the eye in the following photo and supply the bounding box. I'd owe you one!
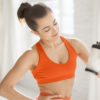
[44,22,57,32]
[44,29,50,32]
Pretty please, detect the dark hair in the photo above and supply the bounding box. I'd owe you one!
[17,2,52,32]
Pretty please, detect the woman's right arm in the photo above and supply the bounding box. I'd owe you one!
[0,48,37,100]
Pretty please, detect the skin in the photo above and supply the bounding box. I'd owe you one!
[0,11,100,100]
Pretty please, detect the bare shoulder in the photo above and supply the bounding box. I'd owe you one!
[28,44,39,71]
[21,45,38,66]
[65,37,87,55]
[65,37,89,64]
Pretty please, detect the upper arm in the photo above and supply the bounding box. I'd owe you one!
[67,37,90,65]
[0,50,36,88]
[71,38,90,64]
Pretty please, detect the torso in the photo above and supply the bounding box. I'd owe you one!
[30,37,78,98]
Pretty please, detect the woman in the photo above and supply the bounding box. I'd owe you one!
[0,2,100,100]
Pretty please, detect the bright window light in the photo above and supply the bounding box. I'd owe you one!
[44,0,74,35]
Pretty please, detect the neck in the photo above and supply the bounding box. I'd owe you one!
[40,35,63,48]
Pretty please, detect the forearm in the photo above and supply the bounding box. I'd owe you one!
[0,86,33,100]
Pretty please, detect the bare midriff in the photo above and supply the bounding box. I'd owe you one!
[38,78,75,98]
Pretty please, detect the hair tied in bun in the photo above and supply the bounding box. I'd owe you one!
[17,2,31,19]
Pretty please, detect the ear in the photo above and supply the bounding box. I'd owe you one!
[31,30,39,36]
[19,18,26,24]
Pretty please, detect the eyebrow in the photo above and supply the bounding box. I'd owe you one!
[41,19,56,30]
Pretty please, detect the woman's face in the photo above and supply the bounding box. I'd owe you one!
[35,12,59,41]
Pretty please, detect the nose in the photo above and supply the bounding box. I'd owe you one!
[52,26,57,33]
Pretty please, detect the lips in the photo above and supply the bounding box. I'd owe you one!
[53,33,58,37]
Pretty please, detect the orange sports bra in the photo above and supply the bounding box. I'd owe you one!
[31,35,78,84]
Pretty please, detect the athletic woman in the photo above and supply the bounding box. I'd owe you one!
[0,2,100,100]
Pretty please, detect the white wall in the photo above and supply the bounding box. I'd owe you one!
[73,0,99,100]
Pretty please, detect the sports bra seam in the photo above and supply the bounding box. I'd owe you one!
[37,74,75,84]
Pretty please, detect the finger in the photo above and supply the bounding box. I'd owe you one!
[51,99,63,100]
[48,95,62,99]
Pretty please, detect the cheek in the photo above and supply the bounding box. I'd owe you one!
[52,25,59,32]
[44,31,52,36]
[40,26,59,38]
[56,25,59,31]
[39,32,51,39]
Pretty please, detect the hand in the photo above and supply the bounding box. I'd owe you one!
[37,94,63,100]
[96,71,100,78]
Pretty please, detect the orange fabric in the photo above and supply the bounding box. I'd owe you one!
[31,35,78,84]
[36,92,72,100]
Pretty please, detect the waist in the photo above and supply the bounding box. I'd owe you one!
[38,92,72,100]
[39,91,72,98]
[39,87,73,98]
[38,78,74,97]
